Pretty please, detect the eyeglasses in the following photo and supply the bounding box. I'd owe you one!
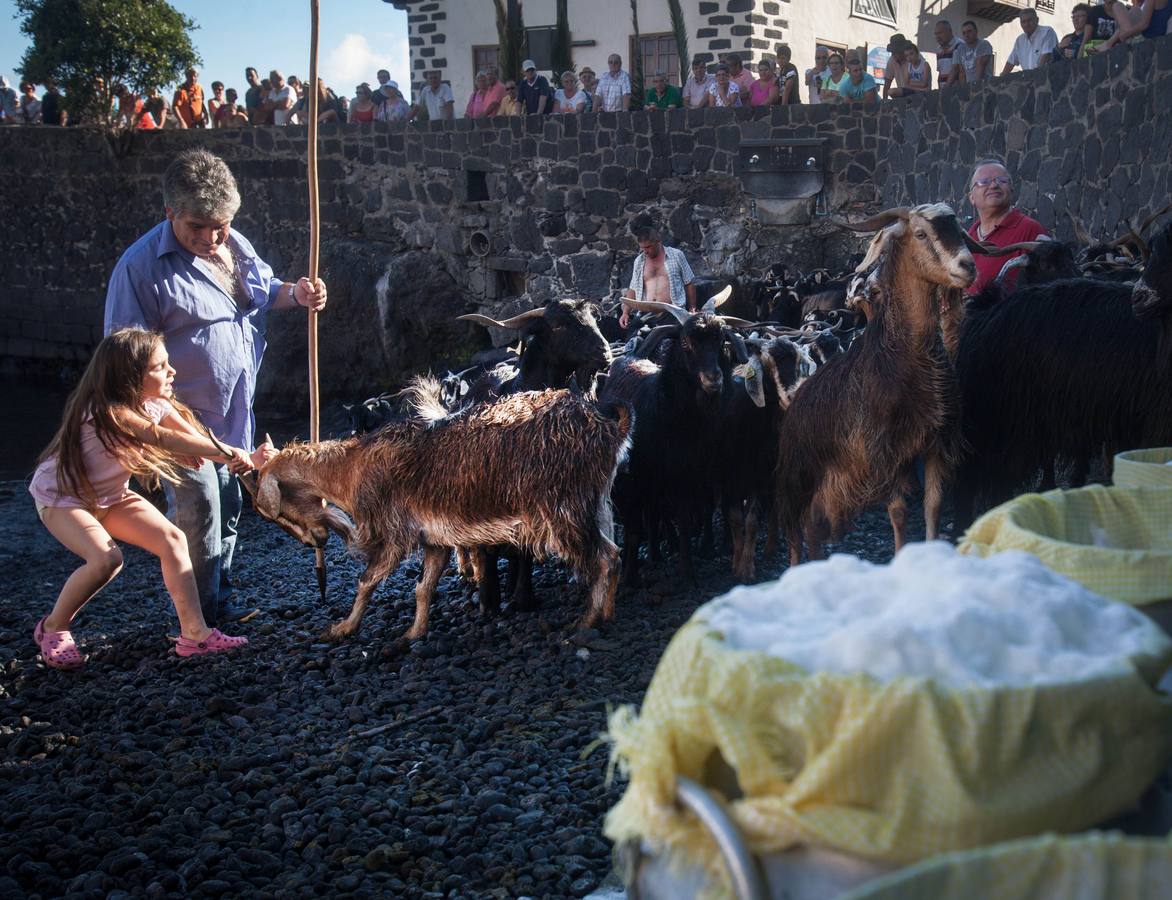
[973,176,1011,188]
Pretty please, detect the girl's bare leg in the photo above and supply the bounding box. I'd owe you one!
[101,495,214,642]
[39,508,124,632]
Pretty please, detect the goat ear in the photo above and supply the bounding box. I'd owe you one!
[734,356,766,408]
[723,328,750,364]
[255,473,282,519]
[238,470,259,499]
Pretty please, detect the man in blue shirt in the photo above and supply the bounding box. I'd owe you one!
[105,149,327,626]
[840,56,879,102]
[516,59,553,115]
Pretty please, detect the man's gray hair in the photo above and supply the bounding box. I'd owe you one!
[163,149,241,221]
[968,157,1009,189]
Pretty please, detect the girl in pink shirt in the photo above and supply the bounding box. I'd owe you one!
[29,328,255,668]
[749,59,780,106]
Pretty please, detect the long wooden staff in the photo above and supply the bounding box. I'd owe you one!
[307,0,326,600]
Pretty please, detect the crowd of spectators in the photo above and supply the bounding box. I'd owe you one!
[2,4,1168,128]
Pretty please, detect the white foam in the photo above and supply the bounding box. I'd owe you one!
[703,542,1165,688]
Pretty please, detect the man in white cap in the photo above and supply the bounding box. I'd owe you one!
[516,59,553,115]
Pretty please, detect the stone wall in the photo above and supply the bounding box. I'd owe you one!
[2,35,1170,409]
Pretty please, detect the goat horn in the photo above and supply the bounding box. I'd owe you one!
[967,238,1047,257]
[831,208,910,232]
[457,307,547,330]
[707,285,733,309]
[202,424,234,460]
[634,324,680,359]
[960,231,1041,258]
[713,315,758,329]
[624,298,692,325]
[995,255,1032,282]
[1068,210,1095,247]
[1139,201,1172,237]
[1108,219,1149,262]
[988,241,1046,256]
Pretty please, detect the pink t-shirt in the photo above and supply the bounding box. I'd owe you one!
[466,90,489,118]
[30,398,174,509]
[483,80,506,116]
[749,77,776,106]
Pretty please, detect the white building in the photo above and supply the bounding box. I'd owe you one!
[387,0,1062,109]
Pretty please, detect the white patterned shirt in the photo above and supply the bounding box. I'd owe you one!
[706,81,742,107]
[595,70,632,112]
[629,246,695,309]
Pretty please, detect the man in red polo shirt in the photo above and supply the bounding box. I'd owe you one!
[966,159,1048,293]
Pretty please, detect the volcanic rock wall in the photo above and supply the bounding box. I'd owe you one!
[2,36,1170,409]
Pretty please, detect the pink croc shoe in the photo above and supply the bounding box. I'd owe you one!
[34,617,85,670]
[175,628,249,658]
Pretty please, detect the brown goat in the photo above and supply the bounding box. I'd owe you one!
[776,204,980,563]
[240,384,633,640]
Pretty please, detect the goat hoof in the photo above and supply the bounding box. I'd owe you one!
[404,626,427,641]
[318,624,351,643]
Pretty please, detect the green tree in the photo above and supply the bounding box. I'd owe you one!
[17,0,200,125]
[630,0,644,110]
[550,0,572,80]
[493,0,525,83]
[666,0,689,87]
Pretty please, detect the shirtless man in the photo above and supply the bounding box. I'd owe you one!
[619,226,697,328]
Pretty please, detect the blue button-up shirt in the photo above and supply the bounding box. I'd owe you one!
[104,220,285,450]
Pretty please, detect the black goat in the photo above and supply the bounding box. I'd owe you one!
[718,336,814,581]
[459,299,610,398]
[343,393,401,436]
[952,219,1172,530]
[601,299,752,586]
[457,299,612,611]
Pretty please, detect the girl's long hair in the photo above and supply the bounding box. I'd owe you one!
[37,328,205,501]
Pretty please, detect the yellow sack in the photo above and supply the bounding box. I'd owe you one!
[604,617,1172,897]
[1114,448,1172,489]
[959,484,1172,606]
[839,832,1172,900]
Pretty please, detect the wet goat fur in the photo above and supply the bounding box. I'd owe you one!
[252,387,633,640]
[775,210,970,558]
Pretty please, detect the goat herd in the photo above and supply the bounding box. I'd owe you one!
[236,202,1172,644]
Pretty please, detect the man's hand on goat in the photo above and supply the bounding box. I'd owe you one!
[251,437,278,470]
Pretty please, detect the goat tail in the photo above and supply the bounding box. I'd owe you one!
[400,375,449,423]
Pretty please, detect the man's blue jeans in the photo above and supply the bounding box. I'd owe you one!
[164,461,242,624]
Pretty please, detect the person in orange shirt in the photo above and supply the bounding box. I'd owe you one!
[172,67,207,128]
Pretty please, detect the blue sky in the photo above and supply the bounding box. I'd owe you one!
[1,0,409,94]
